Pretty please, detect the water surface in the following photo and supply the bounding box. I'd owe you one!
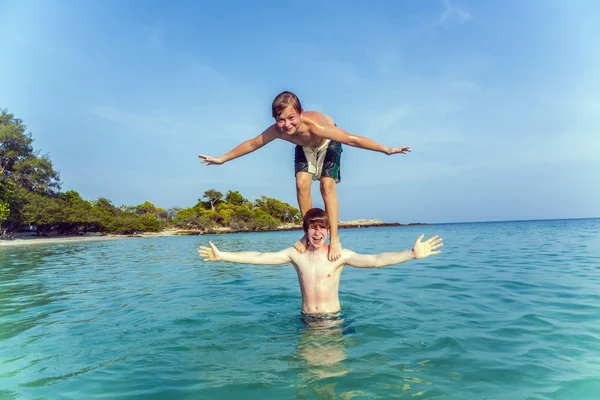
[1,219,600,399]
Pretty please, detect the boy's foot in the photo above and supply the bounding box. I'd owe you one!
[328,238,342,261]
[294,234,308,253]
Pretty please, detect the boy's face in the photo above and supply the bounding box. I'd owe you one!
[307,224,329,249]
[275,105,302,135]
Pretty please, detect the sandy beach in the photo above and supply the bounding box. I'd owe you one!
[0,219,416,248]
[0,231,179,247]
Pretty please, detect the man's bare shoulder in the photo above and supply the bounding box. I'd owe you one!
[338,248,357,263]
[263,123,284,139]
[341,248,356,257]
[303,111,335,127]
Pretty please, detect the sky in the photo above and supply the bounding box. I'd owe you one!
[1,0,599,223]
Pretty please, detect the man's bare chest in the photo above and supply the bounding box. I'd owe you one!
[283,132,326,148]
[295,260,339,281]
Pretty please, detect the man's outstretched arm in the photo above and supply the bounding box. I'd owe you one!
[198,126,279,165]
[311,122,411,155]
[198,241,294,265]
[344,234,443,269]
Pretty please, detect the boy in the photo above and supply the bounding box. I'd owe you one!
[198,91,411,262]
[198,208,442,316]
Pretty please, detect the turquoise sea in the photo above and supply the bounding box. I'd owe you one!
[1,218,600,399]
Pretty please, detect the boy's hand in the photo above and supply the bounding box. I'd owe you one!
[198,154,224,166]
[198,241,222,261]
[386,146,411,155]
[413,234,443,259]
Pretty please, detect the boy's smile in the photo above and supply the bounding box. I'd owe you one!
[275,105,302,135]
[307,225,328,249]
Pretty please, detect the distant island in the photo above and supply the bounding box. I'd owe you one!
[171,219,429,236]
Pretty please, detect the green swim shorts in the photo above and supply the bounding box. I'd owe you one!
[294,140,343,183]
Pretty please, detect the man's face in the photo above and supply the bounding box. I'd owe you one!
[307,224,329,249]
[275,105,302,135]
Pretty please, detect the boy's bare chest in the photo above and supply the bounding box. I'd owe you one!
[283,131,326,147]
[295,256,339,280]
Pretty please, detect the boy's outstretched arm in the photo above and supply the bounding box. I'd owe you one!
[198,241,294,265]
[198,126,279,165]
[312,123,411,155]
[344,234,443,269]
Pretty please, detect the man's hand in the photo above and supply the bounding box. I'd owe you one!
[413,234,443,259]
[198,241,221,261]
[198,154,224,166]
[386,146,411,155]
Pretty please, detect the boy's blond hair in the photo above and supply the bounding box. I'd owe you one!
[272,91,303,118]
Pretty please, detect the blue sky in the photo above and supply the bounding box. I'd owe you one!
[1,0,599,223]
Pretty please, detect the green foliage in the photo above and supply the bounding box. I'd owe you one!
[215,203,236,225]
[173,208,215,230]
[249,209,279,230]
[88,198,166,234]
[171,191,299,231]
[1,186,30,233]
[134,201,156,215]
[1,109,60,195]
[172,208,196,228]
[202,189,223,210]
[17,189,93,235]
[225,190,248,206]
[0,180,15,229]
[59,190,92,226]
[166,207,181,222]
[255,195,301,224]
[1,109,61,234]
[0,201,9,225]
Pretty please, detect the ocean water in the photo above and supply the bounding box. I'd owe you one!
[1,218,600,399]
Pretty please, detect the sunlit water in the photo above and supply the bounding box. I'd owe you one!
[1,219,600,399]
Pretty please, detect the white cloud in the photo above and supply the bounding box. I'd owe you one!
[436,0,473,27]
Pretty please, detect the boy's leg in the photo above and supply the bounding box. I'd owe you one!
[320,177,342,261]
[295,171,313,252]
[318,140,343,261]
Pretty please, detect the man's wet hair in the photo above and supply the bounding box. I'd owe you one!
[272,91,303,118]
[303,208,330,232]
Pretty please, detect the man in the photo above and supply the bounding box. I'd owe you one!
[198,91,411,262]
[198,208,442,316]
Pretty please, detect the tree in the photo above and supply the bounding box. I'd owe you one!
[59,190,93,231]
[225,190,248,206]
[0,109,61,234]
[166,207,181,222]
[0,179,14,235]
[1,109,60,195]
[172,208,215,230]
[202,189,223,210]
[20,191,63,235]
[248,209,279,230]
[255,196,300,223]
[215,202,236,225]
[172,208,196,228]
[90,197,119,232]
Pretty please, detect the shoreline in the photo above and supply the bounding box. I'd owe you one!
[0,220,429,248]
[174,220,428,236]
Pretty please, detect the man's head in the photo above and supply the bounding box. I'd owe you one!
[303,208,330,249]
[272,91,303,135]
